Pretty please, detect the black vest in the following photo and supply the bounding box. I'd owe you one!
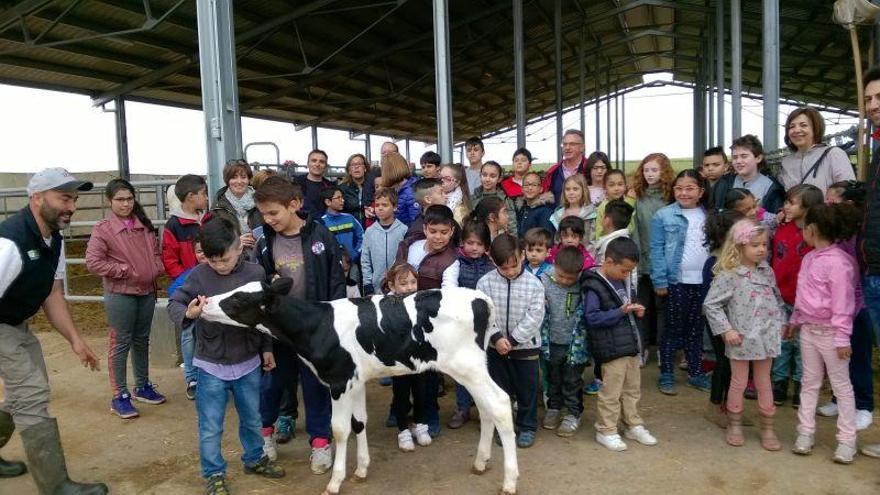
[580,269,640,364]
[0,208,63,326]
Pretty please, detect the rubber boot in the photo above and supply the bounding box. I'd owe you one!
[725,411,744,447]
[0,411,27,478]
[759,413,781,451]
[19,418,108,495]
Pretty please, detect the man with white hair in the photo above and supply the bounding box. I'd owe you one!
[0,168,106,494]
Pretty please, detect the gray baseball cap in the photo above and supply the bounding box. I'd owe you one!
[27,168,94,197]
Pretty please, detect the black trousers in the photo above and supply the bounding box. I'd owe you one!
[637,274,666,348]
[487,349,539,433]
[707,320,730,406]
[391,374,427,432]
[546,344,586,417]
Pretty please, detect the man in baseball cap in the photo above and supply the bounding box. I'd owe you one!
[0,168,106,494]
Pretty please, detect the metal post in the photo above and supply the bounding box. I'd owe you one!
[405,138,411,162]
[311,125,318,150]
[762,0,780,151]
[694,75,700,167]
[365,133,372,164]
[731,0,742,139]
[606,75,611,155]
[614,86,620,168]
[707,34,715,147]
[716,0,725,146]
[554,0,563,164]
[621,91,626,174]
[595,51,601,150]
[114,96,130,180]
[459,144,465,164]
[579,26,586,134]
[432,0,454,163]
[513,0,526,148]
[196,0,243,197]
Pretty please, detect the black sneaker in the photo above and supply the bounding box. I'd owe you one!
[186,381,197,401]
[205,474,229,495]
[244,455,285,478]
[791,381,801,408]
[772,379,788,406]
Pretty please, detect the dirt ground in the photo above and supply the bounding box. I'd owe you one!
[2,324,880,495]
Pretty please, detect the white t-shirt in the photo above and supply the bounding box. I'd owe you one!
[0,237,64,299]
[406,240,460,288]
[678,208,708,284]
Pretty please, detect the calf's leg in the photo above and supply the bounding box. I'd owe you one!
[323,395,353,495]
[351,385,370,481]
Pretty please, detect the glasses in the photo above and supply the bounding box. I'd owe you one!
[561,141,583,147]
[112,196,135,203]
[673,186,701,193]
[522,182,541,188]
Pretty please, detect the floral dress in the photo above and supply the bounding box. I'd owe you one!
[702,262,785,360]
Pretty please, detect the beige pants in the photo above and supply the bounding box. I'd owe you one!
[594,355,643,435]
[0,322,51,428]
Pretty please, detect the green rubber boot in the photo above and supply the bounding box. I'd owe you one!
[19,418,108,495]
[0,410,26,478]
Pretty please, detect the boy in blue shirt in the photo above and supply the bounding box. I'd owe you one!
[320,186,364,264]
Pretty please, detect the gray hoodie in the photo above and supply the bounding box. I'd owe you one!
[361,219,408,293]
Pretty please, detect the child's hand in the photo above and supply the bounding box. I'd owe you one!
[654,288,668,297]
[185,295,207,319]
[782,324,800,340]
[722,330,743,346]
[836,346,852,360]
[240,232,256,249]
[262,352,276,371]
[631,304,646,318]
[495,337,512,355]
[776,210,786,224]
[364,206,376,219]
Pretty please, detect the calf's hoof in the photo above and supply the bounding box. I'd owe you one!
[351,470,368,482]
[471,463,490,475]
[499,488,517,495]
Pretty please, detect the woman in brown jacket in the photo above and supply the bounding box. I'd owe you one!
[86,179,165,420]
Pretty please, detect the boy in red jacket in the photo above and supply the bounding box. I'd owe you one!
[162,174,210,279]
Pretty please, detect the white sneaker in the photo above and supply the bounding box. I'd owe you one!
[817,402,839,417]
[411,423,432,446]
[832,443,857,464]
[792,433,814,455]
[855,409,874,431]
[397,429,415,452]
[595,432,628,451]
[262,432,278,461]
[310,444,333,474]
[624,425,658,446]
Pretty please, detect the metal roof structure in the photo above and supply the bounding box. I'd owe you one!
[0,0,868,144]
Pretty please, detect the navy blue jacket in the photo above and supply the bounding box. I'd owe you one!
[517,203,556,238]
[457,251,495,289]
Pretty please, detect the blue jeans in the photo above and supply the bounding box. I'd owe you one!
[181,325,196,384]
[196,366,263,478]
[260,343,330,443]
[771,335,802,383]
[863,275,880,347]
[454,382,474,412]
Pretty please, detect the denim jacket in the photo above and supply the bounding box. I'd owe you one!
[650,203,705,290]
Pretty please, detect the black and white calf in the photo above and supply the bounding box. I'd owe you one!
[200,278,519,495]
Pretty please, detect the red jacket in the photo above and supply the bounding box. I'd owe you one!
[500,176,523,199]
[541,156,588,204]
[86,215,164,295]
[771,221,813,305]
[162,212,209,279]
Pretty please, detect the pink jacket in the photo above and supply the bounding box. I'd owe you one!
[790,244,857,346]
[86,215,164,296]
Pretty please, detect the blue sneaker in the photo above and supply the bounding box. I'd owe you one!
[385,411,397,428]
[516,430,536,448]
[276,415,295,444]
[111,392,140,419]
[658,373,677,396]
[133,382,167,405]
[378,377,392,386]
[427,418,441,438]
[584,379,602,396]
[687,374,712,393]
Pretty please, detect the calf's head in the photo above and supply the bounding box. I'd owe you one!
[200,278,293,336]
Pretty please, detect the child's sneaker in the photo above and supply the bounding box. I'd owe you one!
[205,473,229,495]
[185,381,197,401]
[595,432,627,451]
[411,423,432,446]
[516,430,535,448]
[397,429,415,452]
[640,348,650,368]
[133,382,166,405]
[276,415,295,443]
[744,379,757,400]
[584,379,602,395]
[817,402,839,417]
[658,373,677,396]
[110,392,139,419]
[310,441,333,474]
[261,427,277,461]
[687,374,711,393]
[624,425,658,446]
[542,409,562,430]
[556,414,580,438]
[378,377,392,386]
[792,433,814,455]
[855,409,874,431]
[832,443,856,464]
[244,455,285,478]
[447,409,470,429]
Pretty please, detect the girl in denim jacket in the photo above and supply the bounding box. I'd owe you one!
[649,170,711,396]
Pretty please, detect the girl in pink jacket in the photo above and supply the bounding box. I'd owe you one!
[788,203,862,463]
[86,179,165,420]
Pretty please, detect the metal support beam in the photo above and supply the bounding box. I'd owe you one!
[554,0,563,163]
[614,87,620,168]
[595,51,601,150]
[579,26,586,134]
[405,138,411,163]
[196,0,242,197]
[621,91,626,174]
[606,74,611,155]
[513,0,526,148]
[311,125,319,150]
[731,0,742,139]
[716,0,725,146]
[432,0,454,163]
[114,97,130,180]
[707,33,715,147]
[365,133,372,164]
[762,0,780,151]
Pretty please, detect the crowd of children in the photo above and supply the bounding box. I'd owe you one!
[77,130,880,494]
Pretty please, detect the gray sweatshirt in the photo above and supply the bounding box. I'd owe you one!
[361,219,408,292]
[540,271,582,345]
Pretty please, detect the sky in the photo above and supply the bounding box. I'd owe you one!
[0,73,859,177]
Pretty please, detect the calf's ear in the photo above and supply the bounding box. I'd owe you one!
[269,277,293,296]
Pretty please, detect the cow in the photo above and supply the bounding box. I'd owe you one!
[199,278,519,495]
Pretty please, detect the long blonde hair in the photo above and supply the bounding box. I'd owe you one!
[714,219,767,274]
[561,174,590,209]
